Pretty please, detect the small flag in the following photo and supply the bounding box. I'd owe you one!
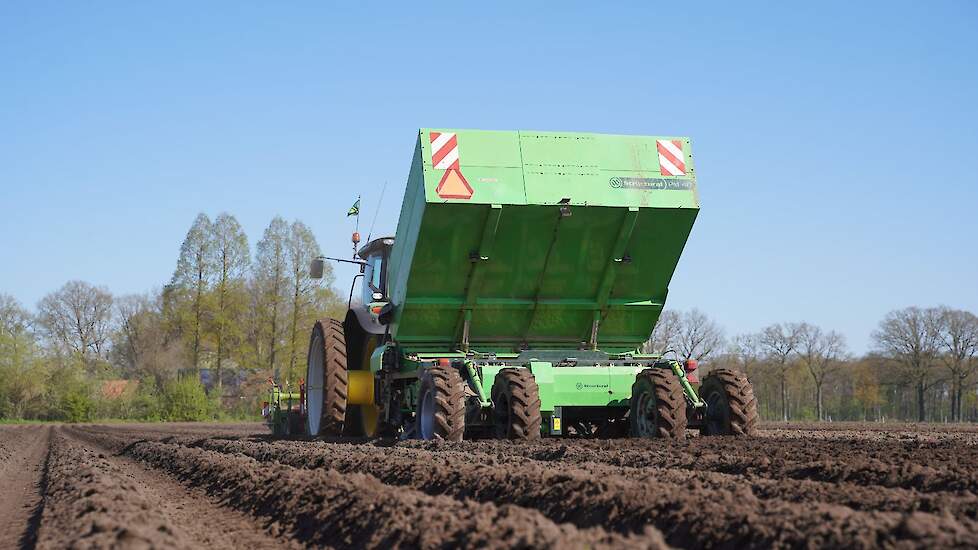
[347,199,360,217]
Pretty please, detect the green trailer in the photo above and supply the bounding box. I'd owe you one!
[302,128,757,440]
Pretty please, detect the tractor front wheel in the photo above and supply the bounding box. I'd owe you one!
[491,368,542,440]
[700,369,758,437]
[416,365,465,441]
[630,368,687,439]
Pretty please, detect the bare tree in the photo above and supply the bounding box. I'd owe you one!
[37,281,114,365]
[210,213,250,389]
[285,221,322,380]
[731,332,762,377]
[641,310,680,354]
[872,306,942,422]
[171,213,214,372]
[935,307,978,421]
[254,216,290,379]
[674,309,725,363]
[798,323,847,420]
[115,294,149,373]
[113,292,182,386]
[759,322,802,422]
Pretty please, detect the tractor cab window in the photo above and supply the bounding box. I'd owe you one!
[362,253,385,304]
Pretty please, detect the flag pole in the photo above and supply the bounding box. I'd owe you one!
[352,194,361,258]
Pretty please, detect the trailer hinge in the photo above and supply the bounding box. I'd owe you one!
[669,360,704,408]
[464,360,492,408]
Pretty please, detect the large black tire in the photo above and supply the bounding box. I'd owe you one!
[306,319,348,437]
[491,368,542,440]
[700,368,758,437]
[630,367,687,439]
[416,365,465,441]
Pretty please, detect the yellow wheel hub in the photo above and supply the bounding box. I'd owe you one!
[348,337,381,436]
[347,370,374,406]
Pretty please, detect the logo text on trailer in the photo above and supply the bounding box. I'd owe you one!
[656,139,686,176]
[430,131,474,200]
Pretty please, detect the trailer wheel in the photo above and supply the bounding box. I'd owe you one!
[700,369,758,437]
[630,368,687,439]
[491,368,542,440]
[306,319,348,437]
[416,365,465,441]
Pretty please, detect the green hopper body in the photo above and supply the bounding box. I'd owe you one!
[387,129,699,355]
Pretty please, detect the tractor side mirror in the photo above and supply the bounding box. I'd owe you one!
[309,258,325,279]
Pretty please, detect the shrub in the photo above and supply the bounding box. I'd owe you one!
[161,375,214,421]
[60,388,96,423]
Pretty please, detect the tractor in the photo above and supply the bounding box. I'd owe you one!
[286,128,757,440]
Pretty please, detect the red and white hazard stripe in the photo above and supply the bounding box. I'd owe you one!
[430,131,460,170]
[656,139,686,176]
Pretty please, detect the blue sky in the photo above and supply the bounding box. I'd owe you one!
[1,2,976,353]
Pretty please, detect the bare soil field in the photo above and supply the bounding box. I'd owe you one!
[1,422,977,549]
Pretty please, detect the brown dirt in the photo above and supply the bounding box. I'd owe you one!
[0,425,50,549]
[3,421,978,548]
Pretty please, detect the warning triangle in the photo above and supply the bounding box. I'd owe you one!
[436,169,474,200]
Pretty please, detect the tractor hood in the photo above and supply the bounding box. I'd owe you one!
[386,129,699,354]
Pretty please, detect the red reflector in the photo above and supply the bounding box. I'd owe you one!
[438,358,451,367]
[685,359,698,372]
[371,306,382,314]
[687,373,700,384]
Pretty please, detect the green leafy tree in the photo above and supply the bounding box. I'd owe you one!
[254,216,290,379]
[0,294,46,419]
[171,213,215,373]
[284,221,327,381]
[210,213,250,389]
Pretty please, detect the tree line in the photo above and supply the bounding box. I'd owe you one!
[644,306,978,422]
[0,213,344,422]
[3,215,976,424]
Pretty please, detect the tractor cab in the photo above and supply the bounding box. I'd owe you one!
[357,237,394,304]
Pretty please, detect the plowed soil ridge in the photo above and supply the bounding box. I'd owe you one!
[400,436,978,494]
[74,428,668,549]
[98,431,978,549]
[36,427,190,549]
[187,436,978,519]
[0,425,50,550]
[9,422,978,549]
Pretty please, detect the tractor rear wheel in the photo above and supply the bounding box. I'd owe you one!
[700,368,758,437]
[491,368,542,440]
[416,365,465,441]
[306,319,348,437]
[630,368,687,439]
